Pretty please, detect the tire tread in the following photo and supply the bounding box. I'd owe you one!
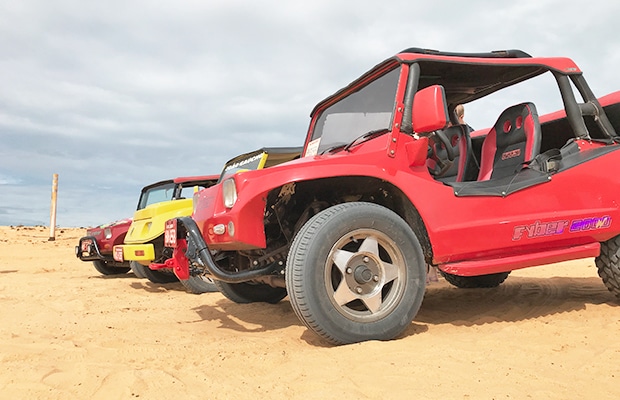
[596,235,620,298]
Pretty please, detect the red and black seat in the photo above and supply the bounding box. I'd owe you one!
[477,102,541,181]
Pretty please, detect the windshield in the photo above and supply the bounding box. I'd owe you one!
[178,182,212,198]
[306,67,400,156]
[137,182,176,210]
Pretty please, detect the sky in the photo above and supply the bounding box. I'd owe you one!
[1,0,619,227]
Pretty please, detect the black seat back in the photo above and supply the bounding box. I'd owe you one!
[478,103,541,181]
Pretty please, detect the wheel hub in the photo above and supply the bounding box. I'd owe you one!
[345,254,380,295]
[354,265,373,283]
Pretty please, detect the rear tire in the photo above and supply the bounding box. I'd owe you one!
[92,260,130,275]
[180,275,218,294]
[595,235,620,298]
[440,271,510,288]
[214,281,287,304]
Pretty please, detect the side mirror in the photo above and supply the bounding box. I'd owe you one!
[412,85,449,134]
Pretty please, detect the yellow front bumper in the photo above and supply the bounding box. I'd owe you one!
[113,243,155,263]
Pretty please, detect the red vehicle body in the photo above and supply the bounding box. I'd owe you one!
[166,48,620,344]
[75,218,133,275]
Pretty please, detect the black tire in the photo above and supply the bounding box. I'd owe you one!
[130,261,147,279]
[180,275,218,294]
[92,260,130,275]
[440,271,510,288]
[285,202,427,345]
[141,263,179,284]
[214,280,287,304]
[595,235,620,298]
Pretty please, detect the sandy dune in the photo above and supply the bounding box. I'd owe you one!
[1,226,619,399]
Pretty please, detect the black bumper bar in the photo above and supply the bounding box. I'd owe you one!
[176,216,279,283]
[75,236,106,261]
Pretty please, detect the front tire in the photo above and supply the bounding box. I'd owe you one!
[595,235,620,298]
[285,202,426,345]
[130,261,147,278]
[180,275,218,294]
[214,281,287,304]
[440,271,510,288]
[92,260,130,275]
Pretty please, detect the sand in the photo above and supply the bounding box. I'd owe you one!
[1,225,619,399]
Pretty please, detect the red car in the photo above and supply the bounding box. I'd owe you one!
[75,218,133,275]
[166,48,620,344]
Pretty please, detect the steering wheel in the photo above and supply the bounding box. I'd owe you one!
[428,129,456,178]
[432,130,455,161]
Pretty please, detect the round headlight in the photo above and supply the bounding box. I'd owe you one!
[222,178,238,209]
[104,228,112,239]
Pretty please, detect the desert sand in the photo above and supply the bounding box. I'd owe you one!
[1,225,619,399]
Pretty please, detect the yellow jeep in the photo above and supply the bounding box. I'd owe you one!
[113,175,218,291]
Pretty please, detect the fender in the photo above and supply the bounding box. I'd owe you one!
[195,134,440,249]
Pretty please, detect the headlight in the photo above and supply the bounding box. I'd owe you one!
[222,178,238,209]
[104,228,112,239]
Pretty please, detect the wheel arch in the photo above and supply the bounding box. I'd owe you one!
[265,175,434,264]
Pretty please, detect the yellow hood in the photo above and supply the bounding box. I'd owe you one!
[124,198,193,244]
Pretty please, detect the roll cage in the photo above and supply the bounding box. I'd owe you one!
[308,48,617,157]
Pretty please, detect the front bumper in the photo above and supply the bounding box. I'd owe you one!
[76,236,130,268]
[75,236,108,261]
[112,243,155,263]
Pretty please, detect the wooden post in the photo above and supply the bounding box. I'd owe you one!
[49,173,58,241]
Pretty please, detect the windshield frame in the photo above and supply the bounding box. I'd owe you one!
[137,181,177,210]
[304,65,402,157]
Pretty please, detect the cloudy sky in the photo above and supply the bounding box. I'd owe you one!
[1,0,619,227]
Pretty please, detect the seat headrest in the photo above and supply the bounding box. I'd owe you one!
[493,103,540,160]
